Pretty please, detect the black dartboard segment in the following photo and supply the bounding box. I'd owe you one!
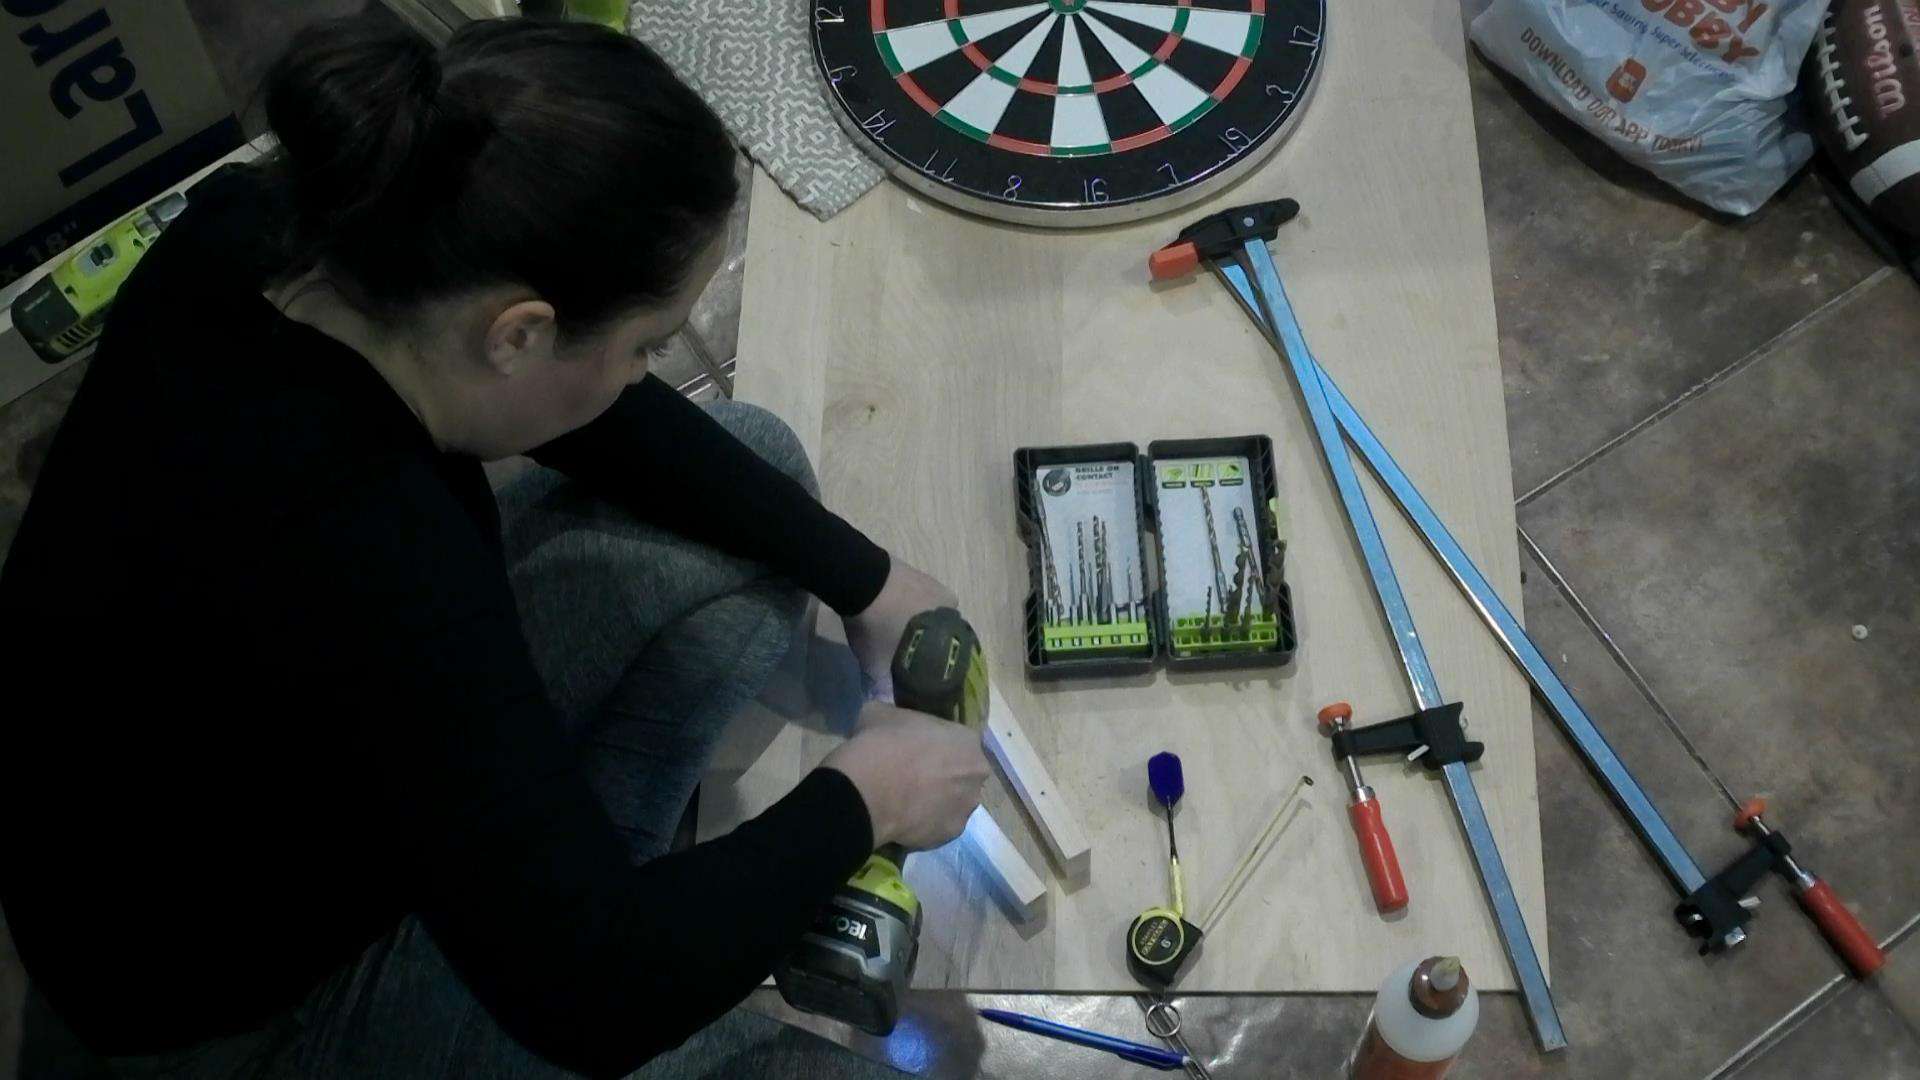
[812,0,1325,226]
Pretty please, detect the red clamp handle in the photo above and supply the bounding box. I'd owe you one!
[1347,798,1409,913]
[1796,879,1885,978]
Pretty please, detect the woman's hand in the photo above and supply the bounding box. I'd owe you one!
[844,555,960,698]
[822,701,990,851]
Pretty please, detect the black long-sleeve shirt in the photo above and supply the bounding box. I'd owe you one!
[0,167,889,1076]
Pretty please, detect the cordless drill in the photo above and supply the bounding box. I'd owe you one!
[772,606,987,1035]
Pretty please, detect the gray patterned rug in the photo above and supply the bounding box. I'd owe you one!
[629,1,884,220]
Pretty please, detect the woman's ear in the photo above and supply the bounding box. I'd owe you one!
[484,300,559,376]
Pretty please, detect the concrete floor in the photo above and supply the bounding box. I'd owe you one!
[1,3,1915,1078]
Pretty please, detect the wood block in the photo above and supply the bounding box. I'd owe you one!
[983,680,1091,878]
[962,806,1046,922]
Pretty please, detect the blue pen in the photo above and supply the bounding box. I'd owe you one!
[977,1008,1189,1071]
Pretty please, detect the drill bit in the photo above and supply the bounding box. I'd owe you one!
[1227,517,1253,630]
[1076,522,1088,625]
[1232,507,1265,619]
[1101,523,1113,623]
[1199,485,1229,607]
[1086,519,1094,625]
[1263,541,1283,616]
[1088,530,1096,624]
[1258,499,1287,610]
[1092,517,1107,624]
[1107,531,1116,622]
[1226,551,1248,633]
[1103,523,1113,623]
[1038,506,1065,626]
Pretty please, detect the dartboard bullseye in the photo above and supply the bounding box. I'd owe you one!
[812,0,1326,226]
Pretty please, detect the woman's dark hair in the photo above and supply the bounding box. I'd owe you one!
[260,15,738,335]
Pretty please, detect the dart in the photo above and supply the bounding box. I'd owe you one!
[1128,751,1201,989]
[1148,751,1186,913]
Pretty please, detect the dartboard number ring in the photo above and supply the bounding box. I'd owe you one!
[813,0,1326,226]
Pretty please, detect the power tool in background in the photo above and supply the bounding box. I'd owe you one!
[516,0,628,29]
[11,192,189,365]
[773,606,988,1035]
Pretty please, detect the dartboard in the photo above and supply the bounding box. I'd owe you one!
[812,0,1326,226]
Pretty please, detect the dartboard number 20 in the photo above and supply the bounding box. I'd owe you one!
[812,0,1326,226]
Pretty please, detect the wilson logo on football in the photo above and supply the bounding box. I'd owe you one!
[1808,0,1920,237]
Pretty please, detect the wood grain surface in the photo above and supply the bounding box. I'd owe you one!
[709,0,1547,993]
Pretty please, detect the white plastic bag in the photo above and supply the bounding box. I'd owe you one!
[1471,0,1832,214]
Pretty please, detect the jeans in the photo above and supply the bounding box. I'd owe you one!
[89,402,906,1080]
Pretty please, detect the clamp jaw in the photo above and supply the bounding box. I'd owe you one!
[1329,702,1484,772]
[1682,798,1885,975]
[1149,199,1301,280]
[1675,831,1789,954]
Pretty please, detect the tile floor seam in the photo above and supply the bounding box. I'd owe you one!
[679,323,735,397]
[1513,266,1896,509]
[1518,526,1738,805]
[675,356,737,400]
[1702,910,1920,1079]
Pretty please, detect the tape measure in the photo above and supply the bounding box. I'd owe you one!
[1127,906,1204,988]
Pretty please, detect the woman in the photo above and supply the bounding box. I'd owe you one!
[0,15,988,1079]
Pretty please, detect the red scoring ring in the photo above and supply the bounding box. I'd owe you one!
[948,0,1198,95]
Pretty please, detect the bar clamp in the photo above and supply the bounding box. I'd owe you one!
[1330,703,1483,772]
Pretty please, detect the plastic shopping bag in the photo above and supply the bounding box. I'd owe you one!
[1471,0,1832,215]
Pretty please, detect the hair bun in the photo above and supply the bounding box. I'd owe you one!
[263,19,444,242]
[255,16,740,331]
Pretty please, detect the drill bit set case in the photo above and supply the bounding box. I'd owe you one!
[1015,436,1297,679]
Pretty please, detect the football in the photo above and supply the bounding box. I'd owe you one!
[1807,0,1920,237]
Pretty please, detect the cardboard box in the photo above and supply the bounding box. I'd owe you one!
[1,0,242,290]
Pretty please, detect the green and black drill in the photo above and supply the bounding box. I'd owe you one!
[772,606,987,1035]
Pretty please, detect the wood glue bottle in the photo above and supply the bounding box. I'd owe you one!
[1348,956,1479,1080]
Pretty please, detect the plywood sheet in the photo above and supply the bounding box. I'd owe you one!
[717,0,1545,993]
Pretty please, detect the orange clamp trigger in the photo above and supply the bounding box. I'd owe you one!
[1149,241,1201,281]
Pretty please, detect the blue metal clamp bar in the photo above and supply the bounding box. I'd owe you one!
[1214,259,1709,901]
[1235,239,1569,1052]
[1238,242,1443,710]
